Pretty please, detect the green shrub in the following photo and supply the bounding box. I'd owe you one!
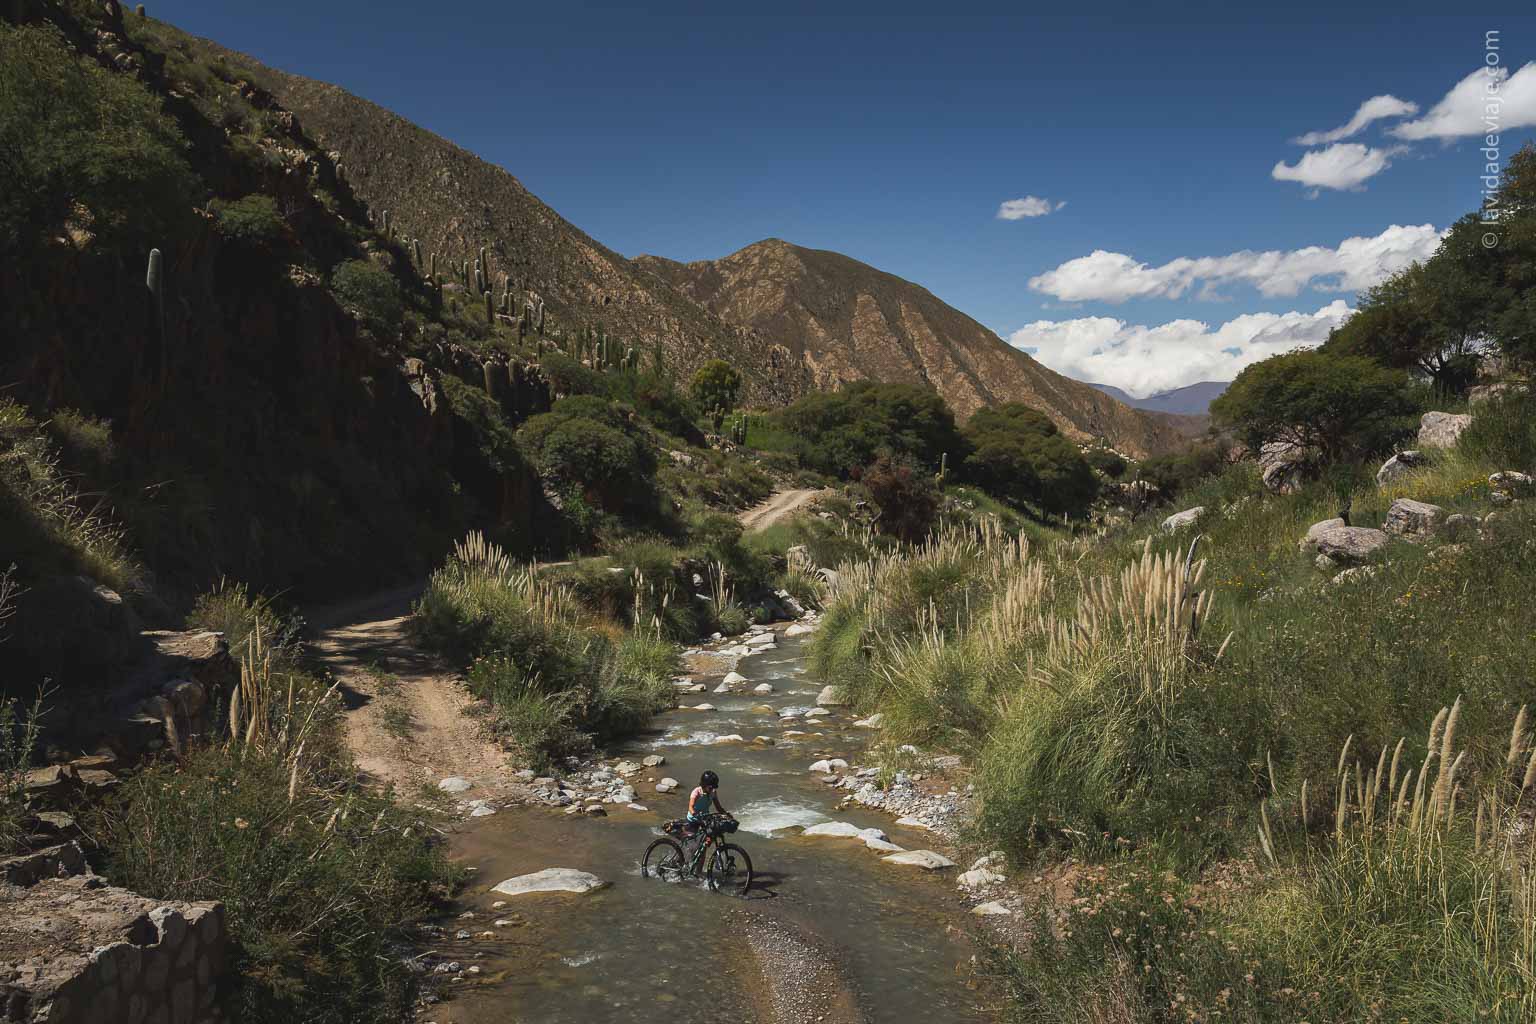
[1457,389,1536,469]
[330,259,403,334]
[860,456,940,543]
[517,397,654,515]
[769,381,963,479]
[0,21,196,255]
[690,359,742,418]
[538,352,602,397]
[211,194,286,248]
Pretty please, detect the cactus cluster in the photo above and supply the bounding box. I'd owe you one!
[145,248,165,344]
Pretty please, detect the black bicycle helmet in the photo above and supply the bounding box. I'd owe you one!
[700,770,719,789]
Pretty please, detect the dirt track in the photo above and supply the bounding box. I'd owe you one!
[308,585,513,797]
[738,488,833,532]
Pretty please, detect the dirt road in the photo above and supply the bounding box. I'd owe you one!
[309,584,513,797]
[738,487,833,532]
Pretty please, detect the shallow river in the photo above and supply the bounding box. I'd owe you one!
[433,635,995,1023]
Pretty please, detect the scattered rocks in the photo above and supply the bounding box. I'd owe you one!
[853,713,885,729]
[642,754,666,768]
[1160,507,1205,533]
[1382,498,1445,541]
[490,869,609,896]
[808,758,849,773]
[1417,411,1471,449]
[655,778,679,793]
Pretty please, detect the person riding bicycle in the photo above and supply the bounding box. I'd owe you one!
[685,770,733,841]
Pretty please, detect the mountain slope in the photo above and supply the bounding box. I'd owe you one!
[1089,381,1228,417]
[634,240,1186,455]
[218,54,801,405]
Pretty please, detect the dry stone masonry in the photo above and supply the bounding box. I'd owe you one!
[0,844,228,1024]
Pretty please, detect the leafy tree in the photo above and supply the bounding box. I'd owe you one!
[0,22,196,256]
[960,403,1098,517]
[211,194,286,248]
[861,456,940,543]
[1210,351,1420,463]
[516,397,653,512]
[690,360,742,420]
[330,259,403,334]
[771,381,964,479]
[1085,447,1128,480]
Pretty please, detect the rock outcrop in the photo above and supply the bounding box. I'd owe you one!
[1312,526,1390,564]
[1418,412,1472,449]
[1376,450,1429,487]
[1382,498,1445,541]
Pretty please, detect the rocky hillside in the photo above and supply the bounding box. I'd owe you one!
[634,240,1188,455]
[215,54,803,406]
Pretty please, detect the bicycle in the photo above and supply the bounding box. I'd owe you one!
[641,813,754,896]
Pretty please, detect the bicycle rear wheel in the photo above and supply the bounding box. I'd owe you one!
[642,838,687,883]
[707,842,754,896]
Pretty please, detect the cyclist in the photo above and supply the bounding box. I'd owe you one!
[684,770,733,849]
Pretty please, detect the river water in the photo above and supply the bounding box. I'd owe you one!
[433,634,995,1023]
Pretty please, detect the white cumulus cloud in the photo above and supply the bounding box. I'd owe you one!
[1272,143,1403,191]
[997,196,1065,220]
[1391,63,1536,141]
[1027,224,1443,304]
[1008,301,1354,397]
[1292,94,1419,145]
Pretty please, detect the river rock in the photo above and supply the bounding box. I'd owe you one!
[609,785,636,804]
[438,777,472,794]
[1382,498,1445,540]
[972,901,1013,916]
[746,632,776,646]
[690,703,716,711]
[804,707,831,718]
[1313,526,1389,564]
[854,713,885,729]
[1160,507,1204,533]
[711,734,746,744]
[1376,450,1429,487]
[784,622,816,637]
[894,816,931,829]
[881,850,956,870]
[1418,411,1471,448]
[753,683,775,695]
[655,778,679,793]
[863,835,905,852]
[613,761,642,776]
[807,758,849,773]
[491,869,608,896]
[816,685,849,707]
[957,867,1006,888]
[1298,518,1345,553]
[750,703,775,714]
[716,672,749,693]
[642,755,666,768]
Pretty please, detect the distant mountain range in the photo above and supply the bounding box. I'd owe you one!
[1088,380,1229,417]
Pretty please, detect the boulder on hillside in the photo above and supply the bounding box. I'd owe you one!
[1418,411,1471,449]
[1382,498,1445,541]
[1376,450,1429,487]
[1259,441,1314,495]
[1160,507,1205,533]
[1490,471,1534,495]
[1469,381,1528,405]
[1313,526,1390,564]
[1298,518,1345,553]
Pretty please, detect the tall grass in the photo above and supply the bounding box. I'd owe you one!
[413,532,675,767]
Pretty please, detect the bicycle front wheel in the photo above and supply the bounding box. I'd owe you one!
[642,838,687,883]
[707,842,754,896]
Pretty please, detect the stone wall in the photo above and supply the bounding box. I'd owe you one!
[0,844,228,1024]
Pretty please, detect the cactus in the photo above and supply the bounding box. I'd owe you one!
[145,248,164,343]
[651,337,665,375]
[429,251,437,281]
[135,3,146,15]
[411,238,421,267]
[380,210,389,236]
[484,289,493,325]
[937,451,948,483]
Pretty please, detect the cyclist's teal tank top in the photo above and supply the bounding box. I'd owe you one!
[688,786,715,821]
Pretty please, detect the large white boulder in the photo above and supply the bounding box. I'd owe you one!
[972,901,1013,916]
[881,850,956,870]
[437,777,472,794]
[1160,507,1204,533]
[1418,411,1472,449]
[491,868,608,896]
[753,682,775,695]
[1298,518,1345,553]
[1312,526,1390,564]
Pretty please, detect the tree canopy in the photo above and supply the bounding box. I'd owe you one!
[771,381,964,479]
[959,403,1098,517]
[1209,350,1420,462]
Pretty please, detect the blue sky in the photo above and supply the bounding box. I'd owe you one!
[156,1,1535,395]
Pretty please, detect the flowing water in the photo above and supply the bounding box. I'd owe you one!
[435,635,995,1023]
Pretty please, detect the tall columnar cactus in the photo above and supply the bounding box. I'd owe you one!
[135,3,146,15]
[651,337,665,376]
[411,238,421,267]
[484,290,493,326]
[380,210,389,236]
[145,248,165,343]
[938,451,948,483]
[479,248,489,292]
[535,301,545,335]
[429,252,437,281]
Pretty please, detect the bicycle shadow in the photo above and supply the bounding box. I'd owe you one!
[741,868,792,900]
